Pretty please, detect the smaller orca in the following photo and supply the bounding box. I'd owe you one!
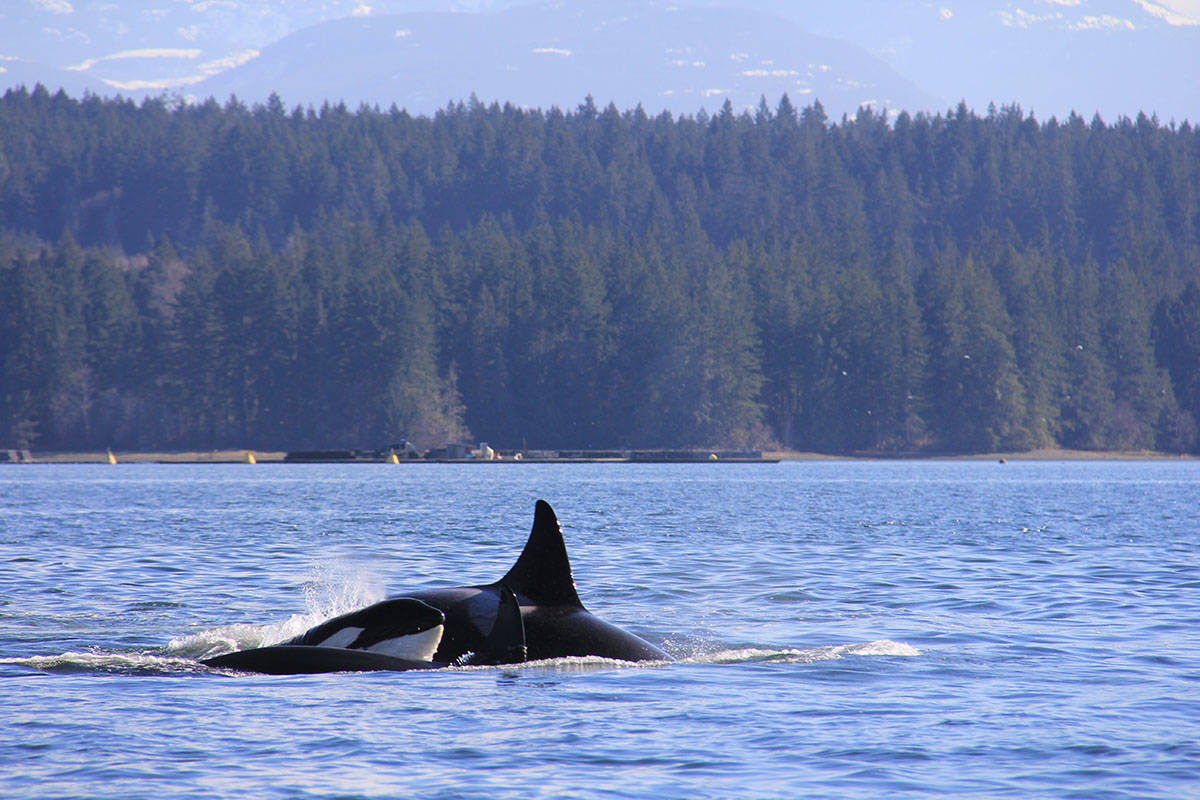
[204,584,525,674]
[202,500,666,674]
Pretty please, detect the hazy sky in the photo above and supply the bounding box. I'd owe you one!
[4,0,1198,120]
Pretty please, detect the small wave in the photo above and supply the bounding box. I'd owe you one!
[166,615,322,661]
[1,650,206,675]
[500,655,662,673]
[843,640,921,657]
[682,640,921,665]
[475,640,920,671]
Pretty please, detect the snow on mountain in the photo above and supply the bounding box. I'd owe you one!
[0,0,465,93]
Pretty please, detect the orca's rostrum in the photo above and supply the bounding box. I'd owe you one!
[202,500,669,674]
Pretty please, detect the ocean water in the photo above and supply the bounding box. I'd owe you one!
[1,460,1197,799]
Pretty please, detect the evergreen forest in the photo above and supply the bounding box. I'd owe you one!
[1,85,1199,454]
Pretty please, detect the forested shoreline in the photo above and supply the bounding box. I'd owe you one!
[1,85,1198,453]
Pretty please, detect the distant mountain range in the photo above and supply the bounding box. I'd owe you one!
[189,2,938,117]
[2,0,1197,120]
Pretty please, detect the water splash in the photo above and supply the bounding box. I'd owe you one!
[1,650,207,675]
[167,563,388,661]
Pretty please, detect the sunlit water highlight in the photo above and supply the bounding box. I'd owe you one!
[1,461,1197,798]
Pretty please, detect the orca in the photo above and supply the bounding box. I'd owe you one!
[203,588,524,674]
[202,500,668,673]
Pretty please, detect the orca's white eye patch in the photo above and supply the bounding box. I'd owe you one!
[316,627,364,649]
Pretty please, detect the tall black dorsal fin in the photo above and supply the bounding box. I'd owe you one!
[499,500,583,608]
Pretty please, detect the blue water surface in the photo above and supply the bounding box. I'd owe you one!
[1,460,1197,799]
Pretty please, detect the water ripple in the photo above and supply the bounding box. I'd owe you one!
[1,461,1198,799]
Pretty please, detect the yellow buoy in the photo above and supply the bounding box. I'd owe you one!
[246,451,257,464]
[106,449,117,465]
[709,453,718,461]
[388,452,400,464]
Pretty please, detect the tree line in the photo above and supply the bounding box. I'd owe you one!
[1,85,1198,453]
